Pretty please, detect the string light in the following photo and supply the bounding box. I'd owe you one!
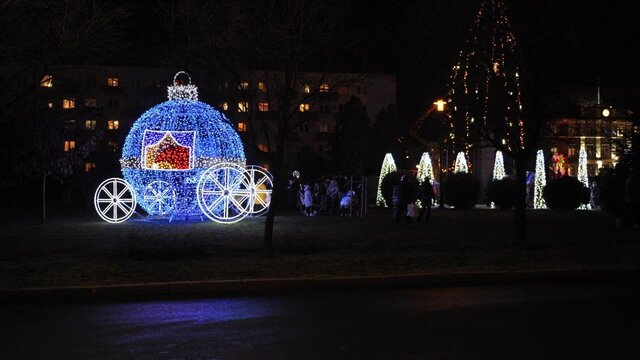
[534,149,546,209]
[454,151,469,173]
[578,144,591,209]
[417,152,435,183]
[376,153,397,207]
[121,74,246,217]
[446,0,524,159]
[492,150,506,180]
[417,152,436,207]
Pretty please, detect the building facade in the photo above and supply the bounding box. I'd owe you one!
[544,89,638,177]
[13,65,396,177]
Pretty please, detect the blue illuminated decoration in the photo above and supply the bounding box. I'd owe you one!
[120,73,246,218]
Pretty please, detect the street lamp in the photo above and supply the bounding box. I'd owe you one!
[434,99,447,209]
[434,99,447,112]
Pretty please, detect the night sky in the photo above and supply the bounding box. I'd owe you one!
[98,1,640,120]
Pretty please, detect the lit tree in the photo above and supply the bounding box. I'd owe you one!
[376,153,397,207]
[445,0,524,168]
[454,151,469,173]
[534,150,546,209]
[440,0,579,246]
[417,152,435,183]
[578,144,590,209]
[493,150,506,180]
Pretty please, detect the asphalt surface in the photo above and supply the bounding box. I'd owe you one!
[1,280,638,359]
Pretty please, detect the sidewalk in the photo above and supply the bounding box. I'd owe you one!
[2,268,638,301]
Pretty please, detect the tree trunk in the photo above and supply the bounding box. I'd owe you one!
[514,154,528,248]
[263,140,285,258]
[41,171,47,224]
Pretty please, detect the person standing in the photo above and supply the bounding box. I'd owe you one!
[417,178,434,223]
[303,184,314,216]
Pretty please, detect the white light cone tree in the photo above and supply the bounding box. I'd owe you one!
[376,153,397,207]
[490,150,506,208]
[417,152,435,183]
[534,149,547,209]
[454,151,469,173]
[417,152,437,206]
[578,144,591,209]
[493,150,506,180]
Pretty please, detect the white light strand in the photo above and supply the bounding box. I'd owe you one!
[417,152,435,183]
[376,153,397,207]
[534,149,546,209]
[167,84,198,101]
[454,151,469,173]
[578,144,591,209]
[493,150,506,180]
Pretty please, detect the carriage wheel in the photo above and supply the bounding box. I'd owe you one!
[244,165,273,216]
[143,181,177,216]
[197,163,251,223]
[94,178,137,223]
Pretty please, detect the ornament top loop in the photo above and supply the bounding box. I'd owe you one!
[168,71,198,101]
[173,71,192,86]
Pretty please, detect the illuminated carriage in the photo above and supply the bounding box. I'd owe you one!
[94,72,273,224]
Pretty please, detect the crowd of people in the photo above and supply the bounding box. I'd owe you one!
[287,175,362,217]
[392,176,435,224]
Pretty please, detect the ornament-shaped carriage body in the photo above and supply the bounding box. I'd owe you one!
[94,72,272,224]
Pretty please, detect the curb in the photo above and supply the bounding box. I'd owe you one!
[2,268,639,301]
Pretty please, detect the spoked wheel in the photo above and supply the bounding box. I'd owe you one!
[143,181,176,216]
[94,178,137,223]
[197,163,252,223]
[244,165,273,216]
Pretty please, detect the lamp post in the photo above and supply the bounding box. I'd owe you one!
[433,99,447,209]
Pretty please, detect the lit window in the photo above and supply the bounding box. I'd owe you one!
[85,98,97,107]
[64,140,76,152]
[258,143,268,152]
[238,82,249,90]
[238,102,249,112]
[319,124,330,133]
[320,83,330,92]
[107,77,119,87]
[303,84,310,94]
[84,120,97,130]
[107,120,120,130]
[62,98,76,109]
[221,102,229,111]
[258,102,270,112]
[40,75,53,87]
[237,122,247,132]
[47,102,54,109]
[258,82,266,92]
[568,147,575,157]
[85,162,96,172]
[299,103,310,112]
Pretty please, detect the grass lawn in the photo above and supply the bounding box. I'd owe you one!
[1,207,638,289]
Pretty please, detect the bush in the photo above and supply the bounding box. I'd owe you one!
[443,172,480,209]
[380,171,418,207]
[598,166,628,216]
[485,177,517,209]
[542,176,589,210]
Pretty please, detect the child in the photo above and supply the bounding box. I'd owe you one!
[339,190,355,216]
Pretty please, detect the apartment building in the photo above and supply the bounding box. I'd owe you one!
[11,65,396,175]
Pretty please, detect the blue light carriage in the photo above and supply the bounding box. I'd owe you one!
[93,72,273,224]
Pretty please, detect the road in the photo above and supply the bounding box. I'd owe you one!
[1,280,638,359]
